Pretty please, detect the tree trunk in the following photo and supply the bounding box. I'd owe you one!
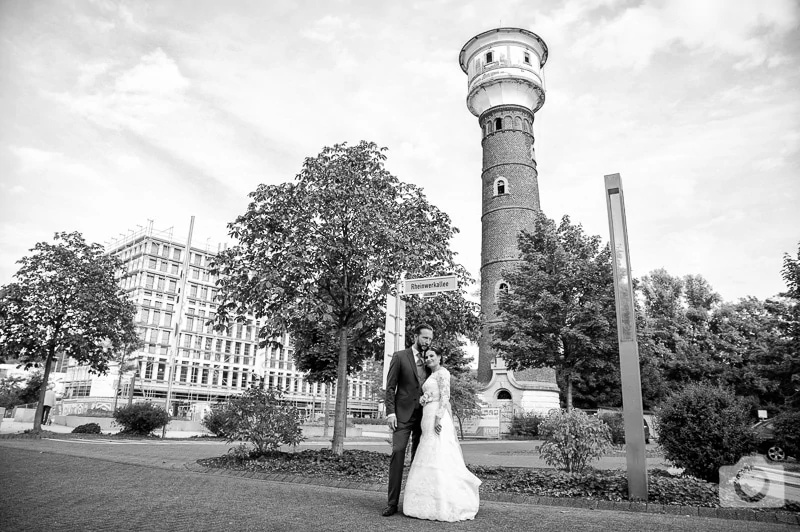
[323,385,330,437]
[331,326,350,455]
[33,351,54,432]
[566,373,573,411]
[128,372,136,406]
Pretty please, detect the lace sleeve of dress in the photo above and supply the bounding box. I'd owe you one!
[436,368,451,419]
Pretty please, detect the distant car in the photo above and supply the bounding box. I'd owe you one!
[752,419,787,461]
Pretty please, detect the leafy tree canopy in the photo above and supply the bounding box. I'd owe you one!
[0,232,140,430]
[491,212,618,409]
[211,141,471,453]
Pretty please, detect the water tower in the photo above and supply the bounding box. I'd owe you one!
[459,28,559,412]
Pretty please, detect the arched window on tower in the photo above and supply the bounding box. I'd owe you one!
[514,116,522,130]
[494,279,510,299]
[503,116,512,129]
[494,117,502,131]
[494,176,508,196]
[496,389,512,400]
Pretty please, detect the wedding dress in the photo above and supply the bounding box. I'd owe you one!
[402,367,481,521]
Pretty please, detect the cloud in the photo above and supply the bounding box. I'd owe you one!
[115,49,189,95]
[45,48,190,135]
[8,146,61,172]
[300,15,359,43]
[569,0,799,70]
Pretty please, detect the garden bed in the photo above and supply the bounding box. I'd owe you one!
[198,448,799,513]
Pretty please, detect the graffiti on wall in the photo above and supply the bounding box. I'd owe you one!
[60,400,114,416]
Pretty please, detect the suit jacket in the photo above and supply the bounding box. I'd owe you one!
[385,348,428,423]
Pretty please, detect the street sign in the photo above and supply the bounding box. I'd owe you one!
[403,275,458,295]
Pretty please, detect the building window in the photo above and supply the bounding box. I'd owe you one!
[151,243,159,254]
[494,117,502,131]
[486,51,493,63]
[497,389,512,400]
[523,52,530,65]
[494,177,508,196]
[173,249,181,261]
[495,280,510,299]
[148,258,157,269]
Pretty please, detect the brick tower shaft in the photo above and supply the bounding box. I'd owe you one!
[459,28,553,384]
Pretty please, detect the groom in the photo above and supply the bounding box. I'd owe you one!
[382,322,433,517]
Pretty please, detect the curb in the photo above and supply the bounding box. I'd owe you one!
[0,432,42,439]
[183,463,800,525]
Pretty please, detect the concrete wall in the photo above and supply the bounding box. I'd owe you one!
[52,415,208,433]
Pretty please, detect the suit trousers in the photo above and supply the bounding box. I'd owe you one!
[387,406,423,507]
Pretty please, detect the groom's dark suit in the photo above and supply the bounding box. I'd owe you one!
[385,347,429,508]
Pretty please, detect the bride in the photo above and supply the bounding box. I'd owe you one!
[402,349,481,522]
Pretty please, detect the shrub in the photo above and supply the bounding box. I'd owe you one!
[773,410,800,459]
[599,412,626,445]
[656,383,756,483]
[508,412,543,439]
[72,423,102,434]
[113,402,170,436]
[202,404,233,437]
[538,409,611,473]
[222,386,304,455]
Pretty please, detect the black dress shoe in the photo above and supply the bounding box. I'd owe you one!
[382,505,398,517]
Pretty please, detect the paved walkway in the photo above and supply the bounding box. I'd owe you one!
[1,440,797,531]
[0,424,800,532]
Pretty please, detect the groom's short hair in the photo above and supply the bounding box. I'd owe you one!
[413,323,434,335]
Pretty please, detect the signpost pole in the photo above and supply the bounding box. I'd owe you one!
[604,173,648,501]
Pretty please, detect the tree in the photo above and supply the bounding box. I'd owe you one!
[0,374,27,409]
[212,141,465,454]
[16,370,45,405]
[0,232,140,431]
[491,212,618,409]
[762,241,800,409]
[449,372,482,439]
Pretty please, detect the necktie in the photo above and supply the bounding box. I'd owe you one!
[416,353,426,381]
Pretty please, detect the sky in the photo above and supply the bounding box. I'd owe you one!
[1,0,798,303]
